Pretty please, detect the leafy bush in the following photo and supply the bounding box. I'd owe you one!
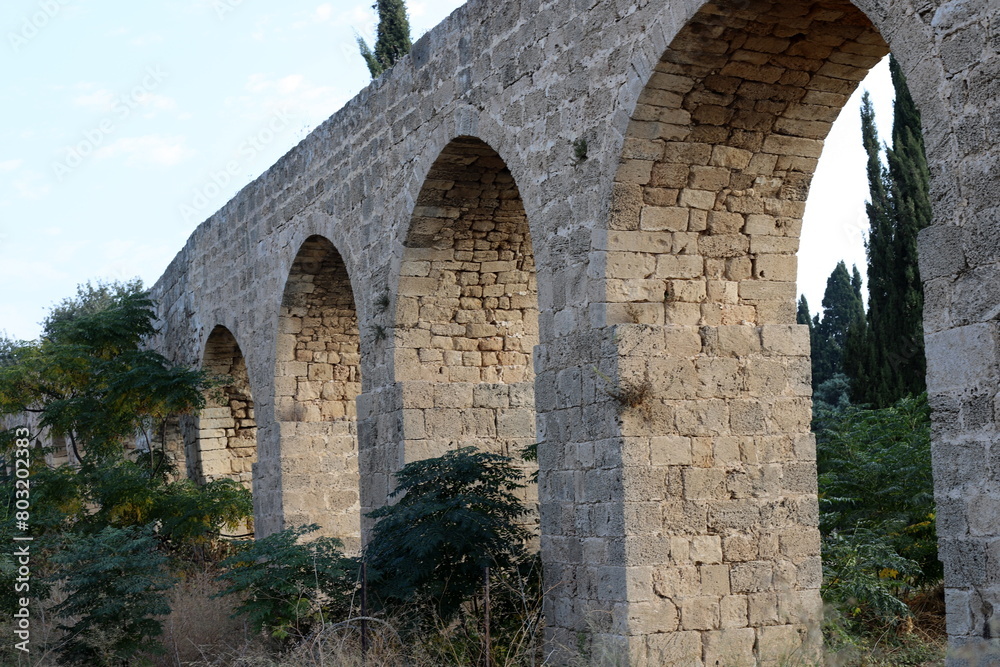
[816,393,938,629]
[50,525,174,666]
[215,524,356,640]
[822,528,920,624]
[817,394,937,581]
[365,447,531,623]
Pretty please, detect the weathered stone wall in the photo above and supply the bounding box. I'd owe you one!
[395,137,539,520]
[275,236,363,552]
[149,0,1000,662]
[194,326,257,487]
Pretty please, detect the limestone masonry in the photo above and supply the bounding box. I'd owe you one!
[150,0,1000,663]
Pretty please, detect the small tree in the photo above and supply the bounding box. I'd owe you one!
[365,447,530,622]
[0,283,252,655]
[357,0,412,78]
[215,524,355,640]
[0,285,251,549]
[51,525,174,666]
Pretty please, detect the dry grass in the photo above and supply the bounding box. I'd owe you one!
[0,559,949,667]
[822,587,948,667]
[152,569,250,666]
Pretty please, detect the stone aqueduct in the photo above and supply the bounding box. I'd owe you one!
[151,0,999,663]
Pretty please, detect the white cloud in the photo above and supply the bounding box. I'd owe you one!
[73,88,177,118]
[94,239,177,287]
[134,92,178,113]
[231,73,350,128]
[95,135,196,167]
[408,1,430,19]
[315,3,334,21]
[73,88,117,112]
[0,159,23,173]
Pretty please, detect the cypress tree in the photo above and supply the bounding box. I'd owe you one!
[798,295,819,389]
[812,262,866,390]
[796,295,812,328]
[846,57,930,407]
[357,0,412,79]
[851,265,864,303]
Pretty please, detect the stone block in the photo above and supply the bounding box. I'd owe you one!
[651,435,693,466]
[731,561,774,593]
[640,206,689,232]
[703,628,756,667]
[681,596,720,631]
[646,630,703,667]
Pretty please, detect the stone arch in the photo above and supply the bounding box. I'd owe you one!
[193,326,258,489]
[606,0,889,326]
[274,235,363,553]
[393,134,539,494]
[563,0,929,663]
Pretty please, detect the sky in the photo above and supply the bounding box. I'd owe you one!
[0,0,893,342]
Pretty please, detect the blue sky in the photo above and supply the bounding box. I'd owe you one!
[0,0,893,341]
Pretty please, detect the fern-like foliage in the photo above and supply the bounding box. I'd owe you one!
[817,393,937,581]
[816,393,937,628]
[50,525,174,666]
[364,446,530,623]
[215,524,355,640]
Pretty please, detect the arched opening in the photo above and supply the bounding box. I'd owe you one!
[608,0,887,326]
[590,0,894,662]
[195,326,258,489]
[395,135,539,502]
[275,235,362,552]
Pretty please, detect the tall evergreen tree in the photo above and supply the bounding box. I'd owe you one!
[812,262,866,389]
[796,295,812,328]
[357,0,412,79]
[851,265,864,303]
[846,57,931,407]
[798,295,819,389]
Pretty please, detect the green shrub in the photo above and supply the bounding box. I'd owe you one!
[215,524,355,640]
[816,393,938,630]
[364,446,531,623]
[50,525,174,666]
[822,528,919,625]
[817,393,937,582]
